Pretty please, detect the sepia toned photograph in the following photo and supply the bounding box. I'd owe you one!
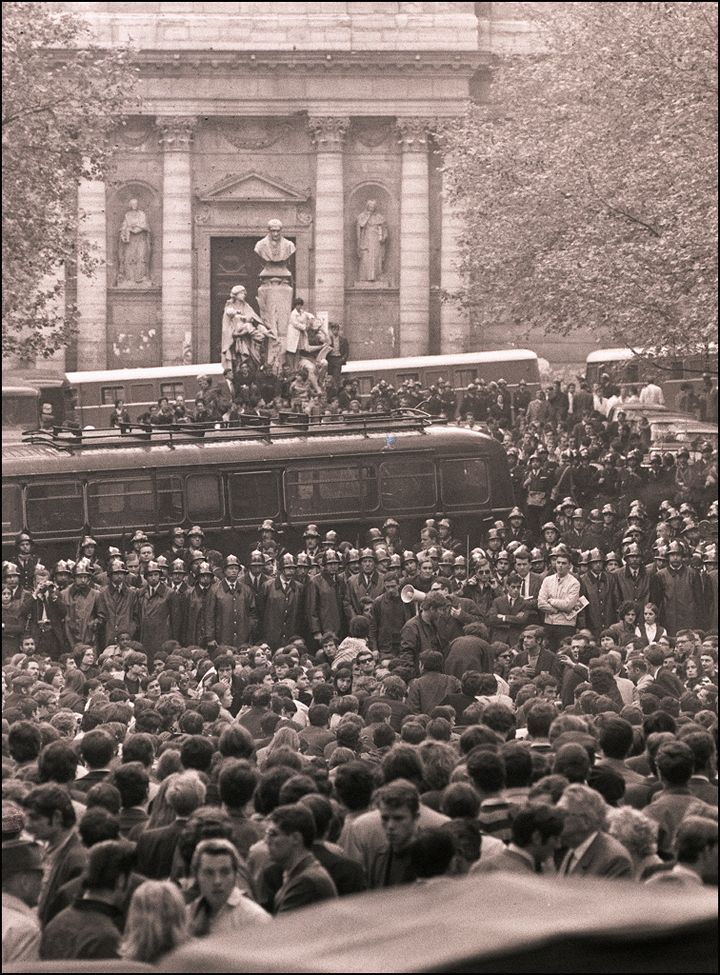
[2,3,717,972]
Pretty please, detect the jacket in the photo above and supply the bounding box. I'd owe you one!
[407,672,462,714]
[207,579,258,647]
[306,572,347,640]
[344,572,384,620]
[186,582,215,647]
[62,583,100,648]
[96,582,140,647]
[537,572,582,627]
[138,582,178,657]
[579,571,616,634]
[262,576,305,650]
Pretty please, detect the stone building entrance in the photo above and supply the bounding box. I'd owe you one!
[209,235,295,363]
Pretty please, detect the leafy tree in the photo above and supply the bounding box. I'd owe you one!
[440,2,717,368]
[2,2,137,360]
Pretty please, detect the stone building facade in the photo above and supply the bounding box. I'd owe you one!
[57,2,539,370]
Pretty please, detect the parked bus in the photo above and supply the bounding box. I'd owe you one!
[2,369,72,439]
[64,349,541,428]
[2,413,514,564]
[585,347,717,409]
[2,385,41,443]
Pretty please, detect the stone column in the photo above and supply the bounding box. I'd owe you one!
[308,116,349,325]
[440,161,469,352]
[76,175,107,369]
[397,119,431,357]
[158,116,197,366]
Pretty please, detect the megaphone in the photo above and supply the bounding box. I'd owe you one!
[401,585,426,605]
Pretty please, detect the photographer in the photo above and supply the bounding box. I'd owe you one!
[24,566,69,661]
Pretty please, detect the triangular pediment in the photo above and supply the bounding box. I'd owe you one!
[197,172,308,204]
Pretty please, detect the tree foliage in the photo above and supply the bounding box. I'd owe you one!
[441,2,718,363]
[2,2,137,360]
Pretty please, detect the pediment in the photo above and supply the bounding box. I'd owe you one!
[197,172,309,204]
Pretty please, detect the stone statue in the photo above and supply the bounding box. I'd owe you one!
[254,219,295,365]
[221,285,270,373]
[356,199,388,283]
[117,198,152,287]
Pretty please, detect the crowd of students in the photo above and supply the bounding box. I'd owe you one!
[3,371,718,968]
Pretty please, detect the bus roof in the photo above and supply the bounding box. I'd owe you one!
[342,349,538,373]
[65,362,225,384]
[65,350,538,386]
[586,348,647,363]
[5,424,503,477]
[2,385,40,397]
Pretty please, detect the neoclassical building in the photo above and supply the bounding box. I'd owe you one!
[56,1,538,370]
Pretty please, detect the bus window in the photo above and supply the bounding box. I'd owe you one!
[101,385,126,405]
[398,373,419,384]
[157,474,184,524]
[285,465,378,518]
[129,383,155,404]
[379,458,437,512]
[455,369,478,388]
[160,382,185,401]
[26,481,84,533]
[440,458,490,508]
[228,471,280,523]
[355,377,375,397]
[88,477,154,528]
[2,485,23,534]
[186,473,223,522]
[2,388,40,429]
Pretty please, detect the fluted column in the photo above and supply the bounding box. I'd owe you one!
[308,116,349,324]
[440,159,469,352]
[158,116,197,365]
[397,119,431,357]
[76,175,107,369]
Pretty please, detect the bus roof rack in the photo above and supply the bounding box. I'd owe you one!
[20,409,433,452]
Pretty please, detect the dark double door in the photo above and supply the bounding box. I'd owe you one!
[210,236,295,363]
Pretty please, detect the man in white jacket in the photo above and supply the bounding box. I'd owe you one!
[537,549,582,650]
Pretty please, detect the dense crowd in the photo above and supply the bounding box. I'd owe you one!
[2,372,718,968]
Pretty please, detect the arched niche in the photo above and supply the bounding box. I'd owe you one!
[108,181,162,289]
[346,181,396,289]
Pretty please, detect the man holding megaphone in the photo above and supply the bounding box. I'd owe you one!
[398,590,449,677]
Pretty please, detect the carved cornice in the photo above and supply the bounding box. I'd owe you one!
[397,118,434,151]
[156,116,198,151]
[308,116,350,152]
[126,50,488,78]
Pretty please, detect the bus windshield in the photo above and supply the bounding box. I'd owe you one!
[2,387,40,429]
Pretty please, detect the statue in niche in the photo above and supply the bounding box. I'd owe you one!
[356,199,388,284]
[254,219,295,365]
[117,198,152,287]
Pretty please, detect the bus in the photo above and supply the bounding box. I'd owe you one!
[2,369,72,439]
[2,413,514,564]
[2,385,41,443]
[585,347,717,409]
[64,350,541,428]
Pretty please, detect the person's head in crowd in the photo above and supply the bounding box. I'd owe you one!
[655,740,695,789]
[673,817,718,885]
[78,806,121,846]
[607,807,660,878]
[121,879,190,964]
[1,839,44,909]
[376,780,420,852]
[81,728,116,770]
[557,783,609,849]
[112,762,150,810]
[22,783,76,842]
[86,782,123,816]
[407,827,456,880]
[440,782,481,820]
[266,803,317,867]
[511,803,565,866]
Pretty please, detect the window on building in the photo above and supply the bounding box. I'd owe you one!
[128,383,155,404]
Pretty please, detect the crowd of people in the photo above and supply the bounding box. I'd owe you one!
[3,367,718,968]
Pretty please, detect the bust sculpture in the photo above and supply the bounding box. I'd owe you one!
[254,219,296,278]
[253,219,295,367]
